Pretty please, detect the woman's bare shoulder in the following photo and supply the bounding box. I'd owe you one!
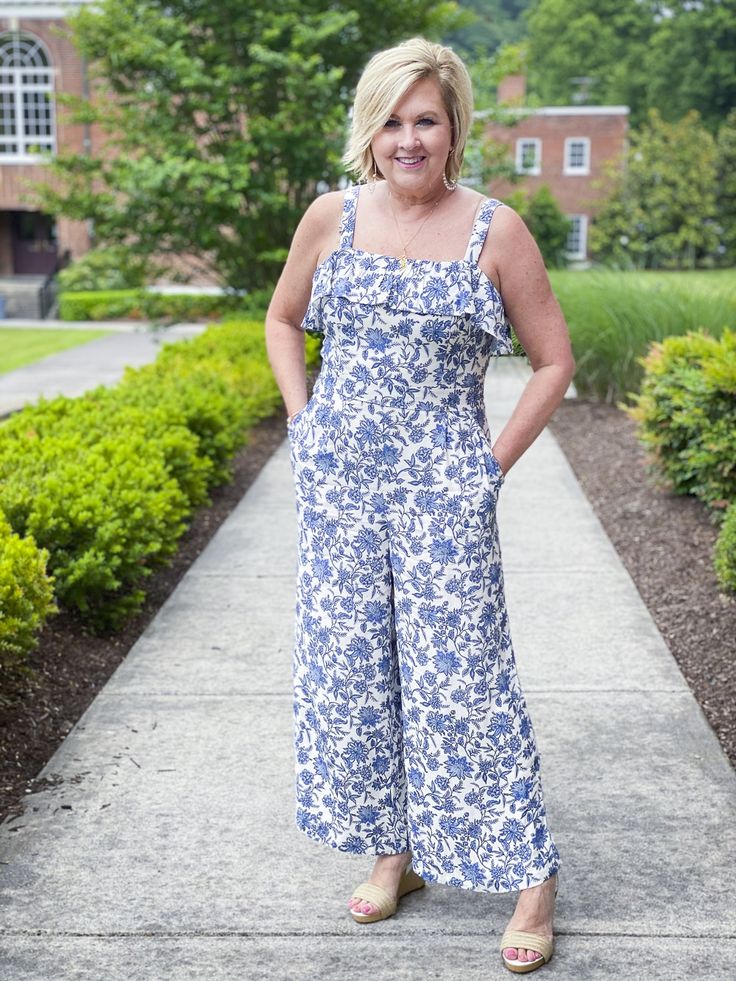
[300,188,347,231]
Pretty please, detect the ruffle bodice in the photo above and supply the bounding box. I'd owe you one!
[295,185,513,415]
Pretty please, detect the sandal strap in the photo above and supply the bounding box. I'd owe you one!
[500,930,554,962]
[350,881,394,916]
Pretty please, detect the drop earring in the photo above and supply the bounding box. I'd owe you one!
[368,156,378,195]
[443,147,458,191]
[443,170,458,192]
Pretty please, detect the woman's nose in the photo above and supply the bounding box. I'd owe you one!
[398,127,421,149]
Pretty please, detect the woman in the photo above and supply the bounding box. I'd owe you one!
[265,37,575,975]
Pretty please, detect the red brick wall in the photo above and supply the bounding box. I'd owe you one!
[485,109,629,227]
[0,18,94,264]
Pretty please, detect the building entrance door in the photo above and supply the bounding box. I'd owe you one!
[11,210,58,274]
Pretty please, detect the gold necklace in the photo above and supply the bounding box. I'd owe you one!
[387,189,446,270]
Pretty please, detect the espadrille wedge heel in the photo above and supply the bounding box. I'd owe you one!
[349,865,426,924]
[500,872,560,974]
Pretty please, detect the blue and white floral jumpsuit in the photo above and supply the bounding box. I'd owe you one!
[286,184,561,893]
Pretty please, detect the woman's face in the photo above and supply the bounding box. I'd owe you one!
[370,76,453,194]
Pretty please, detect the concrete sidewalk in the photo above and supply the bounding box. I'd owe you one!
[1,356,734,980]
[0,323,206,417]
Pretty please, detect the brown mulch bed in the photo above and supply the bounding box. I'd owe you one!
[0,413,288,825]
[548,398,736,770]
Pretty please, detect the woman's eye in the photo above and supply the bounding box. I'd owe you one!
[418,118,435,125]
[384,119,400,127]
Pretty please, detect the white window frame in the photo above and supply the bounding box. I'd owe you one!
[565,214,588,260]
[563,137,590,175]
[0,32,56,163]
[515,137,541,176]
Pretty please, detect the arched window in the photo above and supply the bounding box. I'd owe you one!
[0,32,56,160]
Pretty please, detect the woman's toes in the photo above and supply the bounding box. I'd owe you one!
[503,947,518,960]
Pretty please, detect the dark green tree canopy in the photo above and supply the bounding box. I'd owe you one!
[589,109,721,269]
[525,0,735,131]
[33,0,460,291]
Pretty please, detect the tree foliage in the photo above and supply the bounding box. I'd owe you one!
[716,109,736,266]
[589,109,720,269]
[32,0,460,290]
[445,0,532,61]
[526,0,736,132]
[505,185,571,267]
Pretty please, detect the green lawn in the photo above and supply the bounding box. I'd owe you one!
[0,327,111,376]
[547,268,736,403]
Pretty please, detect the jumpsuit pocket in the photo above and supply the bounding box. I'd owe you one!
[287,396,315,440]
[475,422,506,490]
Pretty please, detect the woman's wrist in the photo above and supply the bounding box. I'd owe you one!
[287,404,306,424]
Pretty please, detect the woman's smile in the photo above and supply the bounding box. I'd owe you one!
[395,155,426,169]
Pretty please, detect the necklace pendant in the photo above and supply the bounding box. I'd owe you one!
[399,253,407,271]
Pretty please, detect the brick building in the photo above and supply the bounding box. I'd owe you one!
[0,0,94,314]
[484,75,629,263]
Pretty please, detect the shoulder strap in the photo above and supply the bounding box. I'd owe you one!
[465,197,505,265]
[338,184,361,249]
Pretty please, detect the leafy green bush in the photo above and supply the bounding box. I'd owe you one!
[58,287,273,322]
[57,245,154,292]
[625,327,736,592]
[0,319,311,633]
[625,328,736,508]
[0,511,57,673]
[714,502,736,593]
[0,394,194,630]
[507,185,572,269]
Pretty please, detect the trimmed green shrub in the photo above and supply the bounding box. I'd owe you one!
[0,395,194,629]
[58,287,274,323]
[0,319,316,633]
[624,328,736,509]
[57,246,153,292]
[0,511,57,672]
[714,502,736,593]
[625,326,736,593]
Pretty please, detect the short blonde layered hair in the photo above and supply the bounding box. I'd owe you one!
[342,37,474,186]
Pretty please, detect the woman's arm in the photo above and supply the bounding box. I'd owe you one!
[265,191,343,419]
[478,205,576,476]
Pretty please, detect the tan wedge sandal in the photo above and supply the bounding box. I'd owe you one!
[349,864,426,924]
[499,872,560,974]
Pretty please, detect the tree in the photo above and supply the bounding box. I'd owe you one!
[589,109,720,269]
[444,0,533,62]
[526,0,654,120]
[715,109,736,265]
[525,0,736,132]
[32,0,460,291]
[644,1,736,134]
[505,185,571,268]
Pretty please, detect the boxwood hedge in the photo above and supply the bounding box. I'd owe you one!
[625,327,736,592]
[0,320,321,644]
[0,512,57,673]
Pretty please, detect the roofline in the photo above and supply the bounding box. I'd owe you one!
[476,105,630,119]
[0,2,92,18]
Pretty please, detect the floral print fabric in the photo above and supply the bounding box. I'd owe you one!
[287,184,561,892]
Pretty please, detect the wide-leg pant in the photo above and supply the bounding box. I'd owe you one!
[288,390,561,893]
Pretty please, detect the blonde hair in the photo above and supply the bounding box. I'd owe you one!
[342,37,473,186]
